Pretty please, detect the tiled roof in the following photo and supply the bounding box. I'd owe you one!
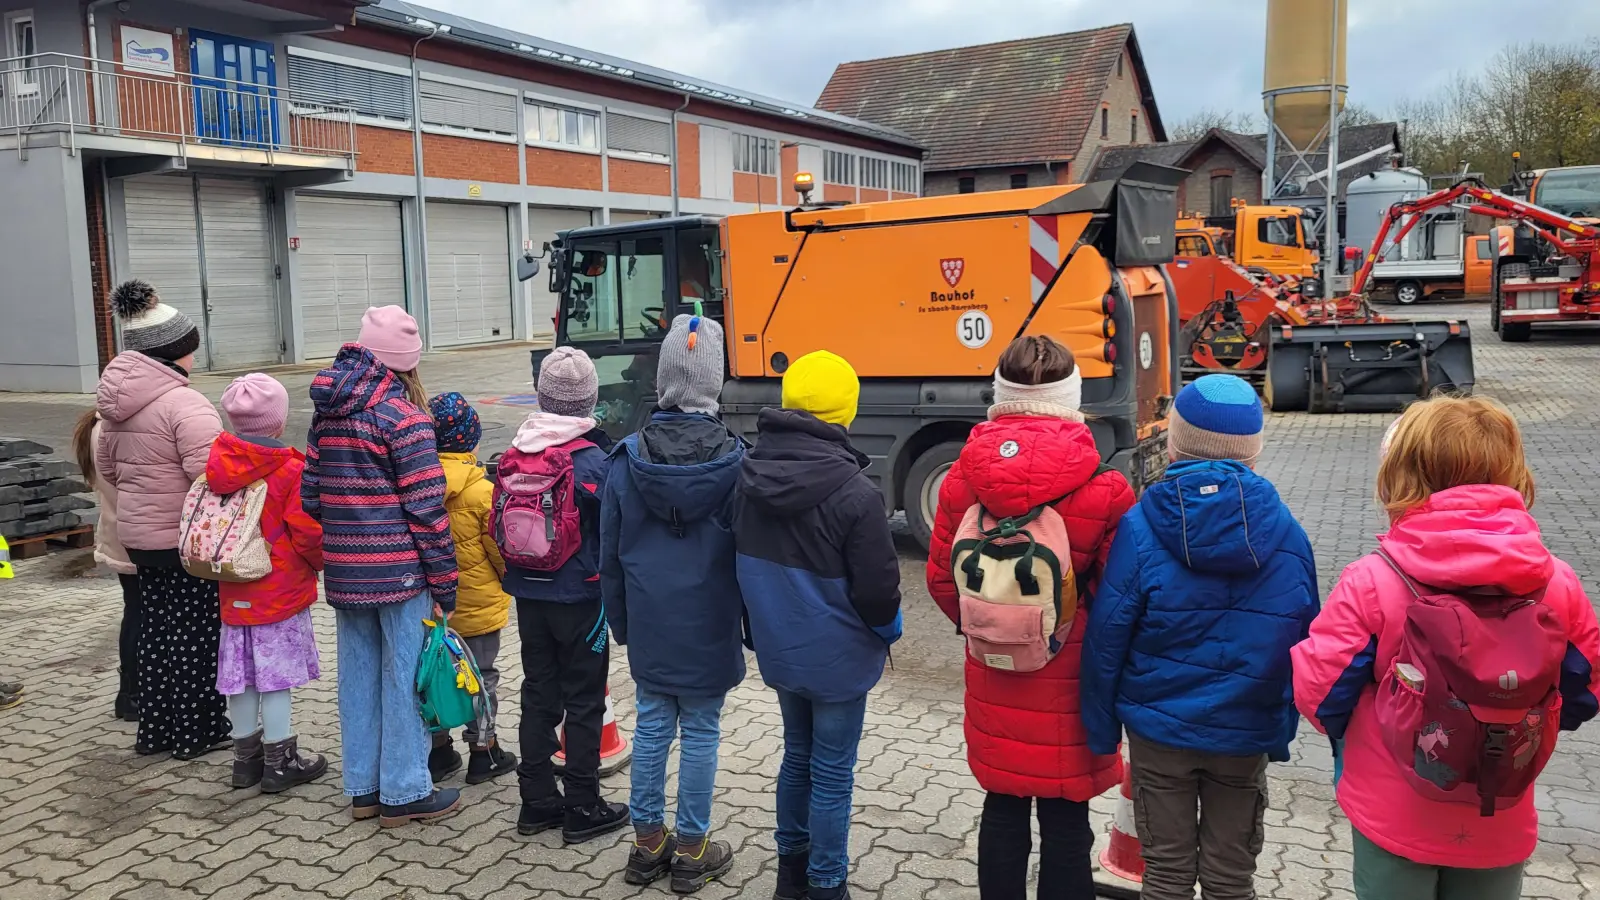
[816,25,1162,172]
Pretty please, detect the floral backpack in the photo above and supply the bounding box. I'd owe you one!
[178,474,272,582]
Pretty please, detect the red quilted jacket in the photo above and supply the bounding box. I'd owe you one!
[204,433,324,627]
[926,414,1134,800]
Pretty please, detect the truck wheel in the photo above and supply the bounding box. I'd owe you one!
[905,442,963,552]
[1499,321,1532,343]
[1395,280,1423,305]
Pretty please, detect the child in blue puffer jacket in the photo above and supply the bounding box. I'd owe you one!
[1082,374,1320,900]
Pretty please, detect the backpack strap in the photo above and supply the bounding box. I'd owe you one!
[1374,548,1424,600]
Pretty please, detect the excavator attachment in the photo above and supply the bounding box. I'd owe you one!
[1264,319,1475,413]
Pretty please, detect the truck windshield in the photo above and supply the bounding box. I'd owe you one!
[561,237,667,345]
[1531,168,1600,219]
[1257,216,1300,247]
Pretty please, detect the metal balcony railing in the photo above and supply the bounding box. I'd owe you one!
[0,53,358,164]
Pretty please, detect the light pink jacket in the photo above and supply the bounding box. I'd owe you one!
[88,419,135,575]
[1292,485,1600,869]
[95,353,222,552]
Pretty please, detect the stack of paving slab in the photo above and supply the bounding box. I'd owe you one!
[0,438,97,541]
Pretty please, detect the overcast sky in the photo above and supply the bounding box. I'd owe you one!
[428,0,1599,134]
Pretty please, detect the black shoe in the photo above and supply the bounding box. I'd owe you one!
[517,798,566,836]
[379,788,462,828]
[809,885,850,900]
[351,792,380,821]
[113,695,139,723]
[774,849,810,900]
[625,830,676,885]
[562,800,629,844]
[172,735,233,761]
[672,836,734,894]
[135,741,171,757]
[429,743,463,783]
[231,730,264,790]
[466,744,518,785]
[260,735,327,794]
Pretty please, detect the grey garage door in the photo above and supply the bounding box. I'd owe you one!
[527,207,593,337]
[295,195,406,359]
[426,202,512,348]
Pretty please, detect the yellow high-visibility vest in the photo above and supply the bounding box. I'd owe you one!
[0,535,12,579]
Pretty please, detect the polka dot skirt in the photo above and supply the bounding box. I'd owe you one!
[135,566,230,756]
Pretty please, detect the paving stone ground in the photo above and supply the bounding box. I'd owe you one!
[2,301,1599,899]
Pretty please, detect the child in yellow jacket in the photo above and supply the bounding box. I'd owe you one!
[429,392,518,784]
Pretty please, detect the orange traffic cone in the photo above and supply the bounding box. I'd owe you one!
[553,684,632,776]
[1099,763,1145,883]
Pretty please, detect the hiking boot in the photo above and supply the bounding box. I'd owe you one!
[0,679,22,695]
[172,734,233,761]
[429,741,462,783]
[379,788,461,828]
[774,849,810,900]
[562,800,629,844]
[231,730,264,789]
[671,835,734,894]
[465,742,518,785]
[809,885,851,900]
[351,792,380,821]
[517,798,566,836]
[261,735,327,794]
[0,689,22,712]
[625,829,676,885]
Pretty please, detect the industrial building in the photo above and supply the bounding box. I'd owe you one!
[0,0,923,392]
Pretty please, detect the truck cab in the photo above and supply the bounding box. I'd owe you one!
[1230,204,1319,279]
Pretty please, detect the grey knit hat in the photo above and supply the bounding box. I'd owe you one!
[111,280,200,362]
[656,314,724,416]
[537,346,599,419]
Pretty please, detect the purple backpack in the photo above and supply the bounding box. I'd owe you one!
[490,439,595,571]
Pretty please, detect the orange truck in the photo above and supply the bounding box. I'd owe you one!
[529,163,1184,547]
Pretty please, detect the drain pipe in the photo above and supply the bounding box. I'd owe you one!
[669,93,689,216]
[409,21,442,347]
[85,0,119,126]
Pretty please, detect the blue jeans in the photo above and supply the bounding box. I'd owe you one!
[774,689,869,889]
[629,687,727,837]
[336,591,433,806]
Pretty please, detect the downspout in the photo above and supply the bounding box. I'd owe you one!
[409,23,441,347]
[86,0,119,127]
[669,94,689,216]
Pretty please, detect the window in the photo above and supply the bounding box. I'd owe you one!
[861,157,889,190]
[525,99,599,149]
[609,113,672,159]
[824,149,855,185]
[1176,235,1212,258]
[561,236,666,344]
[1131,113,1139,143]
[419,78,518,137]
[891,161,918,193]
[1209,174,1234,218]
[1476,239,1492,260]
[288,53,411,123]
[1117,54,1124,78]
[1010,173,1029,190]
[734,133,778,175]
[958,176,975,194]
[1257,216,1301,248]
[677,225,724,321]
[5,12,36,95]
[1100,107,1108,139]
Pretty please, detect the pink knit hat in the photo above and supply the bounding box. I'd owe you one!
[359,305,422,373]
[222,373,289,438]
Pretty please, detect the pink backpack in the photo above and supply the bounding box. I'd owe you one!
[491,439,595,571]
[949,500,1079,673]
[1372,548,1566,816]
[178,475,272,582]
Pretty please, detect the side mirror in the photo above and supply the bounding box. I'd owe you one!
[516,252,541,283]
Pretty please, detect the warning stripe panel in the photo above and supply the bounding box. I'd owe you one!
[1029,215,1062,301]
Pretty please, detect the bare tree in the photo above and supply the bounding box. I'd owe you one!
[1170,107,1263,141]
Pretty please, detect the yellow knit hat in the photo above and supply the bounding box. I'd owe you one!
[781,350,860,428]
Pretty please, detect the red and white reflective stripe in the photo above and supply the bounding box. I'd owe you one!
[1030,215,1061,301]
[1496,227,1515,257]
[602,688,617,726]
[1112,779,1137,835]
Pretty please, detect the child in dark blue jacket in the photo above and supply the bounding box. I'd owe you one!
[1082,374,1319,900]
[600,315,746,894]
[502,346,627,844]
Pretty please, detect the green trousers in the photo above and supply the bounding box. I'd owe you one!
[1352,829,1524,900]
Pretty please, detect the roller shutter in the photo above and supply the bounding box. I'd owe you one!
[294,195,406,359]
[426,202,513,347]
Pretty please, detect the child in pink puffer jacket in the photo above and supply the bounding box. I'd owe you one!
[1293,395,1600,900]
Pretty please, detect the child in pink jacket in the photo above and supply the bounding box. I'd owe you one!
[1293,396,1600,900]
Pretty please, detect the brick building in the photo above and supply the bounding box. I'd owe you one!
[815,25,1165,197]
[0,0,922,392]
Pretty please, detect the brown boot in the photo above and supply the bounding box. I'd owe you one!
[261,735,327,794]
[231,730,264,789]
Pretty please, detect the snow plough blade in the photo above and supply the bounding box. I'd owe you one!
[1264,320,1475,413]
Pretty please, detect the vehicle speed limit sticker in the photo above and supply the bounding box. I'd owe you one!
[957,310,992,349]
[1138,332,1154,369]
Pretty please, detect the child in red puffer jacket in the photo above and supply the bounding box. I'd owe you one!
[925,335,1133,899]
[207,374,328,795]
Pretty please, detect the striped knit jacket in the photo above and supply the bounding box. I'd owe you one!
[301,345,459,611]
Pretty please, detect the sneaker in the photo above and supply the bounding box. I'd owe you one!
[516,798,566,836]
[0,689,22,712]
[429,742,463,783]
[351,792,380,821]
[465,743,518,785]
[0,680,22,695]
[773,849,810,900]
[172,734,233,761]
[562,800,629,844]
[231,730,264,790]
[379,788,462,828]
[625,830,677,885]
[671,835,734,894]
[260,735,327,794]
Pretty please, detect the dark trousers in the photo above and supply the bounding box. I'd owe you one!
[1129,735,1268,900]
[116,573,142,716]
[977,792,1096,900]
[516,597,609,808]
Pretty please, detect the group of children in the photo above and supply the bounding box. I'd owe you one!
[81,274,1600,900]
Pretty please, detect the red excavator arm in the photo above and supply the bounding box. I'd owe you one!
[1350,180,1600,298]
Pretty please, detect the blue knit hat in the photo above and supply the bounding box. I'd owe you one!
[429,392,482,453]
[1168,374,1264,464]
